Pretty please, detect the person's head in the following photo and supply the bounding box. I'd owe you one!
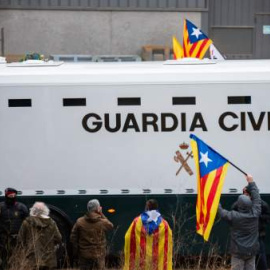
[145,199,159,211]
[237,194,252,212]
[5,187,18,205]
[243,186,251,198]
[87,199,100,213]
[30,202,50,218]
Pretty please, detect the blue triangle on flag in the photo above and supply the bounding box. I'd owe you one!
[186,19,209,44]
[190,134,228,177]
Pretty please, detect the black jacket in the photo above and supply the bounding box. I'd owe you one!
[0,201,28,236]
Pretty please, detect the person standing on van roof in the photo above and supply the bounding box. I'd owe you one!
[0,187,28,269]
[218,174,261,270]
[123,199,173,270]
[231,186,270,270]
[70,199,114,270]
[16,202,62,270]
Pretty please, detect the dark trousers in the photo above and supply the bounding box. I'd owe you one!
[79,257,105,270]
[0,235,17,270]
[256,238,268,270]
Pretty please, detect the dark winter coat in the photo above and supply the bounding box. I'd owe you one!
[18,216,62,269]
[258,200,270,238]
[70,212,113,260]
[232,198,270,238]
[0,201,28,236]
[218,182,261,257]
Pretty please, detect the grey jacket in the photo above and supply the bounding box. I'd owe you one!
[218,182,261,257]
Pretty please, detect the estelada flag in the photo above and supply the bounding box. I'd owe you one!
[183,19,212,59]
[172,36,184,59]
[124,214,172,270]
[190,134,229,241]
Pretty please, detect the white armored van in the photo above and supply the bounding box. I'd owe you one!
[0,59,270,257]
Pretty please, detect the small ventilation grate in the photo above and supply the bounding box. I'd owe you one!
[63,98,86,106]
[118,97,141,106]
[228,96,251,104]
[9,99,32,107]
[172,97,196,105]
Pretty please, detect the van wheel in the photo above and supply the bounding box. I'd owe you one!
[49,209,73,268]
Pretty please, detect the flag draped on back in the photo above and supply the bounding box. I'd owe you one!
[183,19,212,59]
[190,134,229,241]
[172,36,184,59]
[124,214,172,270]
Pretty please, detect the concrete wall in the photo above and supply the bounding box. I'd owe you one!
[0,10,201,57]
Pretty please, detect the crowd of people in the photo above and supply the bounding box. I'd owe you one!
[0,175,269,270]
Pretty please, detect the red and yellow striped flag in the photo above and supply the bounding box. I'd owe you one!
[183,19,212,59]
[124,216,172,270]
[172,36,184,59]
[190,134,229,241]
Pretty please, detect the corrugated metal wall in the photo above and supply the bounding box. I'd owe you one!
[255,0,270,12]
[254,0,270,58]
[209,0,254,59]
[210,0,253,26]
[0,0,207,10]
[209,0,270,59]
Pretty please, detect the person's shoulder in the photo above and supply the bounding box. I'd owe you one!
[21,216,32,226]
[0,201,4,211]
[75,216,86,225]
[160,217,170,226]
[16,201,28,210]
[261,200,270,208]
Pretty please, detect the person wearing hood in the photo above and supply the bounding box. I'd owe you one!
[16,202,62,270]
[231,185,270,270]
[0,187,28,269]
[218,174,261,270]
[123,199,173,270]
[70,199,113,270]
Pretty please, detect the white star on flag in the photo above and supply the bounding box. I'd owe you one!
[199,151,212,167]
[191,27,202,39]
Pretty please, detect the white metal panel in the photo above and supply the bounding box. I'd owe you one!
[0,60,269,195]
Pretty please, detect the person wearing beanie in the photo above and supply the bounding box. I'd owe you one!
[218,174,261,270]
[231,185,270,270]
[0,187,28,269]
[70,199,113,270]
[15,202,62,270]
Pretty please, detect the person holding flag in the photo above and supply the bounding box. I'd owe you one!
[190,133,261,270]
[123,199,172,270]
[218,175,261,270]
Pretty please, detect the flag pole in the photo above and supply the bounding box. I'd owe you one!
[190,134,247,176]
[205,143,247,176]
[227,160,247,176]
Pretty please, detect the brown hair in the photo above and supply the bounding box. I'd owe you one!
[145,199,158,211]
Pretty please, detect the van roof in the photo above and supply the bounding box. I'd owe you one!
[1,59,270,85]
